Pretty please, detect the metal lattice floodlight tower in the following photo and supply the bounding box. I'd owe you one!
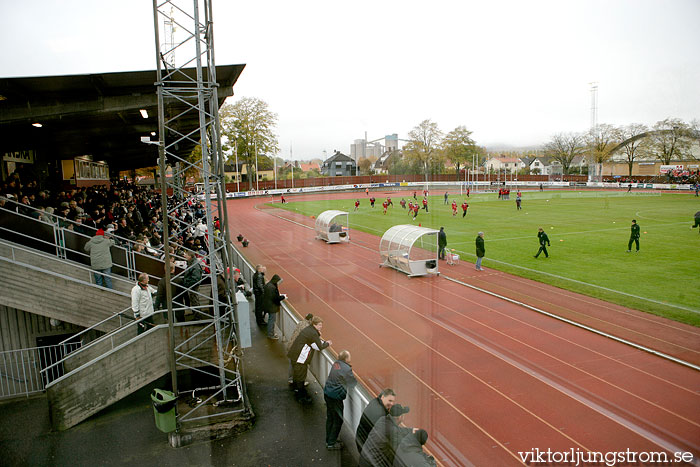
[152,0,247,431]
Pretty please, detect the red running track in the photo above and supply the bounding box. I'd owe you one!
[227,195,700,466]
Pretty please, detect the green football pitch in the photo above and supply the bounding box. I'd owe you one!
[274,190,700,326]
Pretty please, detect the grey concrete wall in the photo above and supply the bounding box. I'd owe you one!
[47,322,216,431]
[0,256,130,332]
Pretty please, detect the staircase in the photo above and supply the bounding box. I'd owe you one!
[0,239,132,331]
[46,320,217,430]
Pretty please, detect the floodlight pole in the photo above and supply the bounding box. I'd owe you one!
[152,0,178,399]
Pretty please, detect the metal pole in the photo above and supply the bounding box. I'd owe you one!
[152,0,177,397]
[234,140,240,192]
[254,139,259,192]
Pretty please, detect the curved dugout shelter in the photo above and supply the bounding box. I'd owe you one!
[379,225,439,277]
[315,210,349,244]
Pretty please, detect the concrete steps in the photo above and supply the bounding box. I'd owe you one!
[0,254,131,332]
[47,322,215,430]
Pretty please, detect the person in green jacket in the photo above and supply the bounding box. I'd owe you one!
[475,231,485,271]
[627,219,640,252]
[534,227,550,258]
[84,228,115,288]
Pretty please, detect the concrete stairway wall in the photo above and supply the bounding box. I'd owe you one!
[0,256,131,332]
[47,322,216,430]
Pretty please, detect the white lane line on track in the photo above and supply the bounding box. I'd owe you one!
[441,275,700,373]
[258,204,700,371]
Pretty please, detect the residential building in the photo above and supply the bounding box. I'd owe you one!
[321,151,357,176]
[484,156,527,174]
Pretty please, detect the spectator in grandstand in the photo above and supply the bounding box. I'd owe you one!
[263,274,287,339]
[627,219,640,253]
[359,404,413,467]
[287,315,330,403]
[475,231,485,271]
[131,273,157,335]
[286,313,314,384]
[356,388,397,453]
[182,250,203,315]
[534,227,550,258]
[692,211,700,233]
[324,350,357,450]
[83,228,115,289]
[252,264,267,325]
[438,227,447,260]
[393,429,436,467]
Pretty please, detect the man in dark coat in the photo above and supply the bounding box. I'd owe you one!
[252,264,266,325]
[627,219,640,252]
[181,250,202,314]
[262,274,286,339]
[324,350,357,450]
[475,231,485,271]
[287,316,331,403]
[437,227,447,260]
[393,429,436,467]
[356,389,396,453]
[534,227,550,258]
[359,404,413,467]
[692,211,700,233]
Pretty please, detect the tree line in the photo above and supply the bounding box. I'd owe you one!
[545,118,699,176]
[212,97,699,189]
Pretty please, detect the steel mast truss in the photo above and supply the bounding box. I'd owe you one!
[152,0,245,428]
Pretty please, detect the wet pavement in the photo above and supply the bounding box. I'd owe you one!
[0,311,359,467]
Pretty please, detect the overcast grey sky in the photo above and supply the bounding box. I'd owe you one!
[1,0,699,160]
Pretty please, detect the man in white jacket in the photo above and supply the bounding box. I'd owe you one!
[131,273,156,335]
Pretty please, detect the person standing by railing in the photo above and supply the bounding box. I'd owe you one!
[323,350,357,451]
[84,228,114,289]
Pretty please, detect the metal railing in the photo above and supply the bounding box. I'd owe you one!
[0,235,136,290]
[0,199,169,284]
[0,342,82,399]
[228,242,373,432]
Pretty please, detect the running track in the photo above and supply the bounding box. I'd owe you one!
[226,194,700,466]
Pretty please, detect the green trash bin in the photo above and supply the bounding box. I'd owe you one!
[151,389,177,433]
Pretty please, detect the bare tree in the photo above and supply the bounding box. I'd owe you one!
[615,123,650,177]
[403,119,443,182]
[649,118,692,165]
[586,123,619,181]
[543,132,587,175]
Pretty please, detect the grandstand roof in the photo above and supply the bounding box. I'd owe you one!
[0,65,245,171]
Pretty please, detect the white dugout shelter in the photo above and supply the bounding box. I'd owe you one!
[315,210,350,244]
[379,224,439,277]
